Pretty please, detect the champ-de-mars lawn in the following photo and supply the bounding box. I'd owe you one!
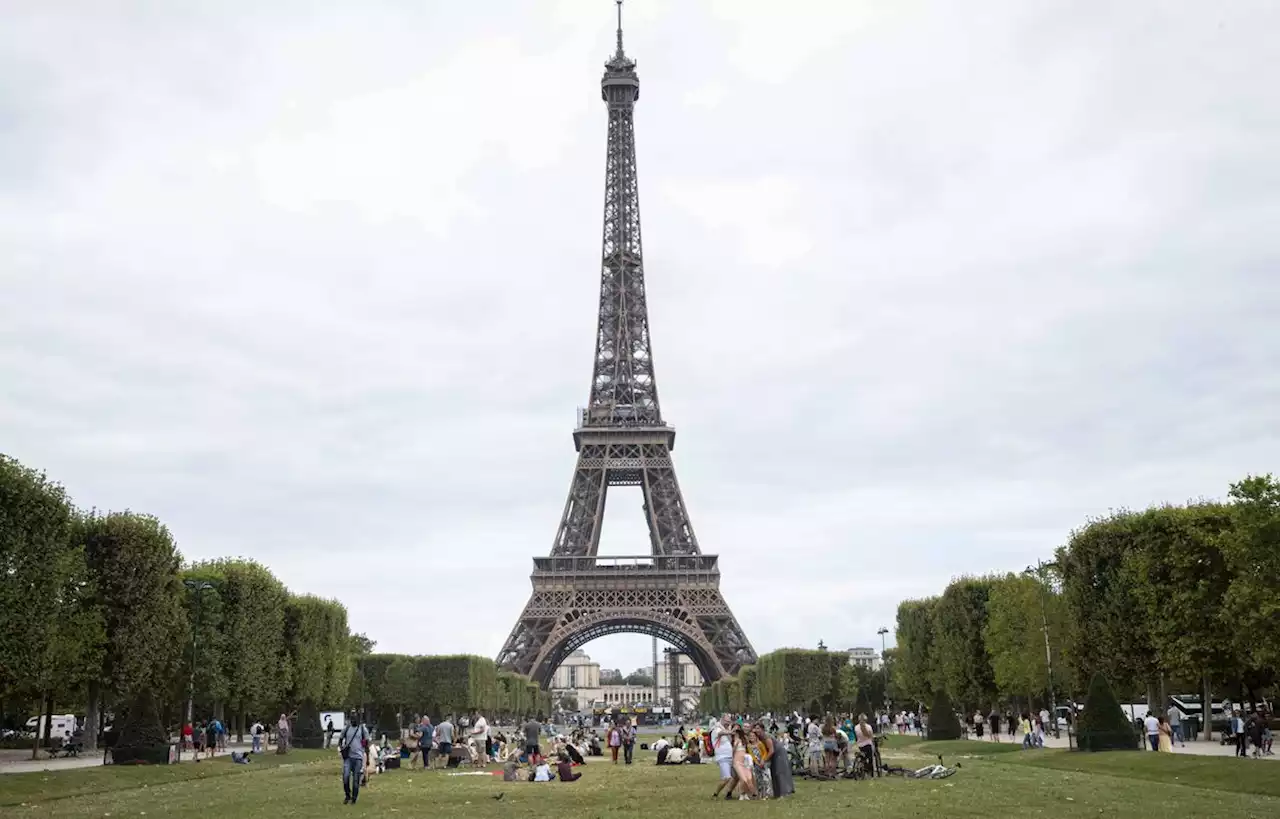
[3,738,1278,819]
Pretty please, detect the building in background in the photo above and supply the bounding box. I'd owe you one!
[846,646,883,671]
[547,649,705,715]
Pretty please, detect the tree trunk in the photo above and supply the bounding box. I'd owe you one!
[31,692,54,760]
[31,694,43,760]
[1202,674,1213,742]
[85,681,101,751]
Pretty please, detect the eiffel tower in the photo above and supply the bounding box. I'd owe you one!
[496,2,756,687]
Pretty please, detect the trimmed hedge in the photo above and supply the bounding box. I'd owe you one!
[756,649,846,713]
[739,665,758,714]
[1076,673,1138,751]
[927,688,962,740]
[350,654,542,723]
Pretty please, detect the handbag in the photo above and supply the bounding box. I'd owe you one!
[339,727,358,761]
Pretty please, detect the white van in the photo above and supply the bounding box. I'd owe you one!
[25,714,78,737]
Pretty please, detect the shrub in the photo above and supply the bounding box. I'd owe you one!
[1076,673,1138,751]
[926,689,963,740]
[110,690,171,765]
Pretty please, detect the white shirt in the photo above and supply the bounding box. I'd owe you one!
[1144,715,1159,735]
[534,763,551,782]
[667,747,686,764]
[1039,709,1050,725]
[652,738,670,751]
[711,726,733,759]
[471,716,488,738]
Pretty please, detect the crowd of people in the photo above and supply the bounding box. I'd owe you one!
[316,698,1276,805]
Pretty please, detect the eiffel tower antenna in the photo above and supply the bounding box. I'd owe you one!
[496,0,756,690]
[615,0,625,58]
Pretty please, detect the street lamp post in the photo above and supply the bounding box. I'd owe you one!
[183,580,214,728]
[877,627,890,714]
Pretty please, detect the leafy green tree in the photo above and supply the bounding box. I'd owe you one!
[559,694,578,712]
[381,655,416,727]
[623,672,655,687]
[178,567,228,725]
[282,595,336,708]
[1076,672,1137,751]
[894,598,939,706]
[984,572,1066,704]
[932,577,998,710]
[1125,503,1238,740]
[0,460,106,757]
[1222,475,1280,673]
[834,664,859,712]
[83,511,187,740]
[1057,513,1161,702]
[321,605,353,706]
[203,560,288,734]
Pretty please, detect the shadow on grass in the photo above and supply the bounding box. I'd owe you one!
[0,750,331,807]
[996,748,1280,799]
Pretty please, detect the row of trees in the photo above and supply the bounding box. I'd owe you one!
[348,654,552,730]
[698,649,891,717]
[0,454,355,759]
[892,474,1279,736]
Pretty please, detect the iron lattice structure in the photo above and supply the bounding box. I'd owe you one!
[497,4,756,688]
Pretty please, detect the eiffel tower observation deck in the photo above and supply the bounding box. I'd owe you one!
[496,2,756,687]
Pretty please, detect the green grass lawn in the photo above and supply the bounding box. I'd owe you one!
[1,741,1276,818]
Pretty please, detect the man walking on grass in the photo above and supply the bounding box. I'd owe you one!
[339,711,370,805]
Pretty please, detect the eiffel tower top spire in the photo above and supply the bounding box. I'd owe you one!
[614,0,625,60]
[587,0,657,431]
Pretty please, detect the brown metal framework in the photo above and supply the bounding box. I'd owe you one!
[496,4,756,688]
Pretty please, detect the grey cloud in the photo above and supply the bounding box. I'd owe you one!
[2,1,1277,669]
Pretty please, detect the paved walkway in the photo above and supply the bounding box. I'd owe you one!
[0,741,260,775]
[964,733,1276,759]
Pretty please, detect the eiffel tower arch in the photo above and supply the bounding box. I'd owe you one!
[497,3,756,687]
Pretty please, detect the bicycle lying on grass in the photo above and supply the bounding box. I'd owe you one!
[882,754,961,780]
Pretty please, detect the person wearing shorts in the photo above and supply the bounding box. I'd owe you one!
[710,716,736,798]
[435,715,454,769]
[523,715,543,764]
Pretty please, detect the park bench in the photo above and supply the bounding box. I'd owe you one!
[45,741,80,758]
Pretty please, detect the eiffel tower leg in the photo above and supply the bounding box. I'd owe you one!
[640,444,698,555]
[550,445,608,557]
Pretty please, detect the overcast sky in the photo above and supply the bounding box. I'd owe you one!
[2,0,1277,677]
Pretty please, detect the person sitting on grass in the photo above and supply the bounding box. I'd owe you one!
[556,751,582,782]
[532,760,555,782]
[684,733,701,764]
[653,736,670,765]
